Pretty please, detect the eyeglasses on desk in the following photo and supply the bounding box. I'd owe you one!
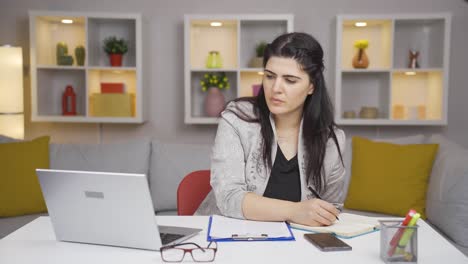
[160,241,218,262]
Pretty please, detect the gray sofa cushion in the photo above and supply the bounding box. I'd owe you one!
[49,138,151,175]
[342,134,425,199]
[155,210,178,216]
[426,134,468,248]
[0,134,21,143]
[150,141,211,212]
[1,137,152,238]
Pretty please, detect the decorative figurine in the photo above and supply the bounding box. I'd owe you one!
[392,104,405,120]
[343,111,356,119]
[408,50,419,68]
[359,106,378,119]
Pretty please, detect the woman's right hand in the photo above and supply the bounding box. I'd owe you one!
[289,199,340,226]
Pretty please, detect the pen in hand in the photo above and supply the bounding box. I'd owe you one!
[307,186,341,221]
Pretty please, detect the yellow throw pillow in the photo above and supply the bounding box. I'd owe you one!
[344,137,438,219]
[0,136,50,217]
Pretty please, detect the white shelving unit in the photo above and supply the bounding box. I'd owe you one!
[335,14,451,126]
[29,11,145,123]
[184,14,294,124]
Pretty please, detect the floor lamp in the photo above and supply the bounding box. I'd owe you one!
[0,45,24,139]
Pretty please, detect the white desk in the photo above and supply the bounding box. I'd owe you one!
[0,216,466,263]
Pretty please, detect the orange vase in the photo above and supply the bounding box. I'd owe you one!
[352,48,369,69]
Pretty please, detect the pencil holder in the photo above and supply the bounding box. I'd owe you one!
[379,220,418,263]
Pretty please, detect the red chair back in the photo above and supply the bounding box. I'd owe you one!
[177,170,211,215]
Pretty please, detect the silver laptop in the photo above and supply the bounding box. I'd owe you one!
[36,169,202,251]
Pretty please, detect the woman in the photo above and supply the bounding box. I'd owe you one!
[196,32,345,227]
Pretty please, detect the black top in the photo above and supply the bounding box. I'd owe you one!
[263,145,301,202]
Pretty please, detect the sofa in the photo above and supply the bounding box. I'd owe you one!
[0,134,467,257]
[340,134,468,257]
[0,137,212,238]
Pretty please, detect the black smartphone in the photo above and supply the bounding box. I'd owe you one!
[304,233,352,252]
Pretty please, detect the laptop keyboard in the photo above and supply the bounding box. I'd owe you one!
[160,233,185,245]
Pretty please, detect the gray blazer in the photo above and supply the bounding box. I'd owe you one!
[195,101,346,219]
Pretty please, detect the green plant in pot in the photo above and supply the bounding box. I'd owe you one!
[249,41,267,68]
[103,36,128,67]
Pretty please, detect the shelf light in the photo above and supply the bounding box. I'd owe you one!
[61,19,74,24]
[210,21,222,27]
[257,71,264,75]
[405,71,417,76]
[355,22,367,27]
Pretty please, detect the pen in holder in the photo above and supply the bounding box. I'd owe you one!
[379,220,418,263]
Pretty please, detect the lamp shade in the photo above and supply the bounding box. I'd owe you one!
[0,115,24,138]
[0,46,24,139]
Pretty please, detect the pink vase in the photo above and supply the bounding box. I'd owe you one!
[252,84,261,96]
[204,87,225,117]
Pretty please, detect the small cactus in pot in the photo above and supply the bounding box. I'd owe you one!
[56,42,68,65]
[75,45,85,66]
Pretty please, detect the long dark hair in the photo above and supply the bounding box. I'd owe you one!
[227,32,343,194]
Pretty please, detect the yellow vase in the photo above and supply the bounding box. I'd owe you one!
[206,51,222,68]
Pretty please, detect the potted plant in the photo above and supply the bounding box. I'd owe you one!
[103,36,128,67]
[248,41,267,68]
[200,72,230,117]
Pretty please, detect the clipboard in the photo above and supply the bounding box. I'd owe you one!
[206,215,295,242]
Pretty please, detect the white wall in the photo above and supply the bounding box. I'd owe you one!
[1,0,467,147]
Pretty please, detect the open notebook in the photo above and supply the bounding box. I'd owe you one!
[289,213,381,238]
